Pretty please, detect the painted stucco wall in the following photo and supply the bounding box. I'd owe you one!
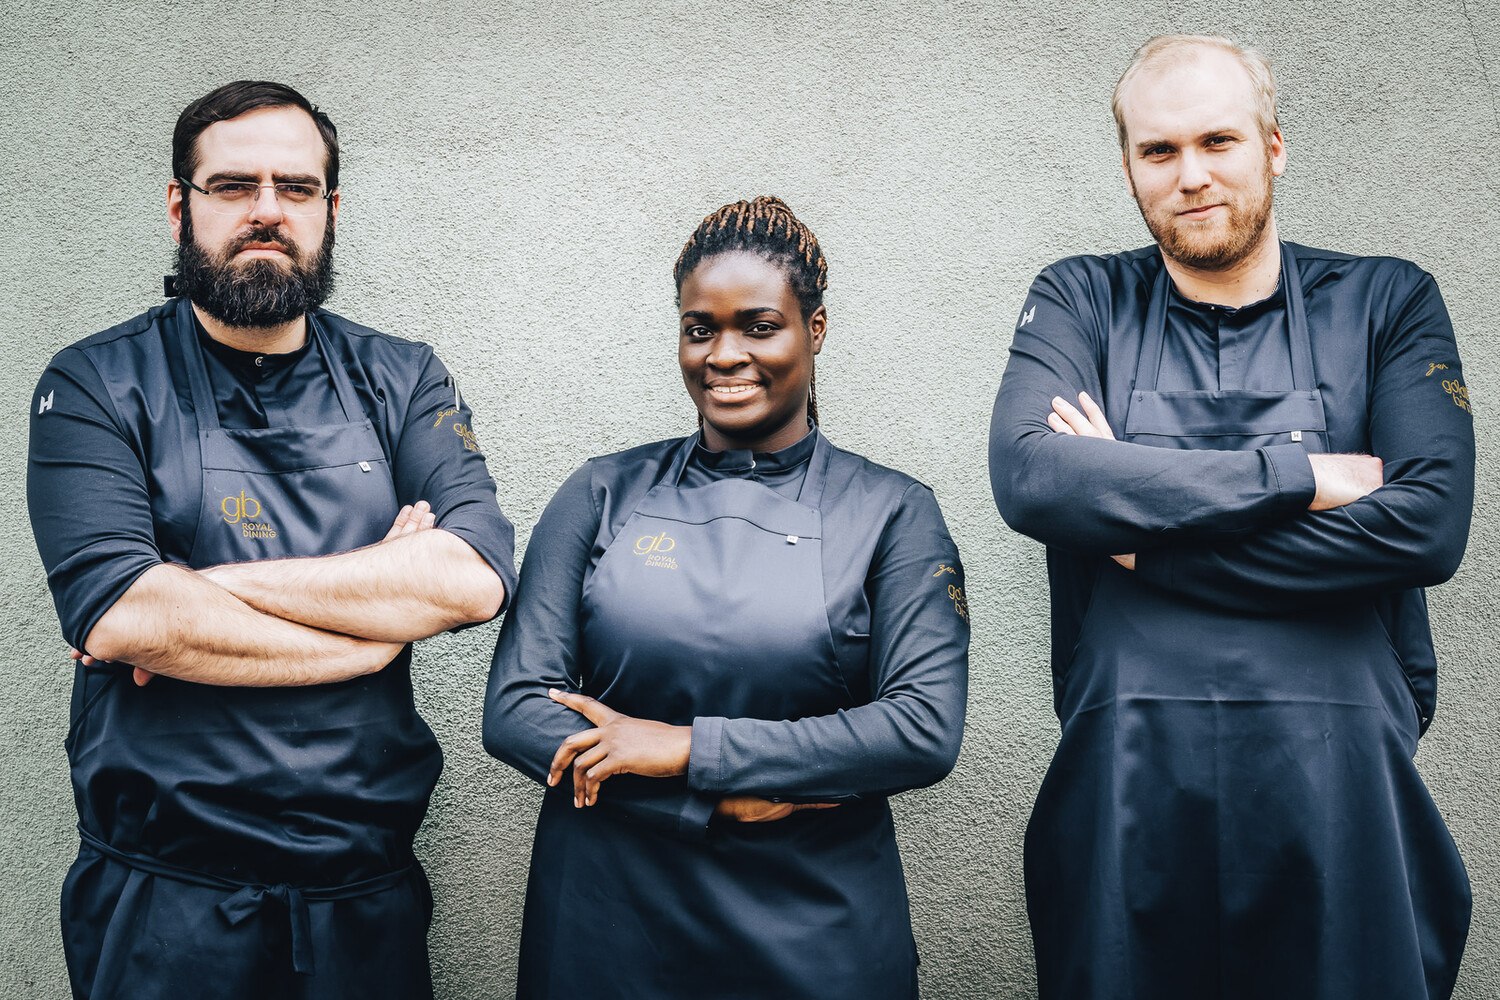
[2,1,1495,996]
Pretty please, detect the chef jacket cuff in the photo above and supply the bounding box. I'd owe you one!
[677,791,717,841]
[1259,443,1316,514]
[436,513,518,627]
[687,716,725,792]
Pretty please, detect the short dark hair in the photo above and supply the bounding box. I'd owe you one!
[173,80,340,190]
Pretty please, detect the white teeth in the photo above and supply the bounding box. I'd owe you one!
[710,385,757,395]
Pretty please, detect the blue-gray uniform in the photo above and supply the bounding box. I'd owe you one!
[485,427,969,999]
[990,243,1474,1000]
[28,299,517,999]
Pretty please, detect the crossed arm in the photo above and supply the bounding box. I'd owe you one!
[1045,391,1384,569]
[991,265,1473,609]
[82,502,505,686]
[484,466,968,829]
[33,345,511,690]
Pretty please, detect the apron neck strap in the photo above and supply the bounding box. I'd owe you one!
[1280,243,1317,391]
[795,429,831,507]
[1133,242,1317,393]
[173,302,363,429]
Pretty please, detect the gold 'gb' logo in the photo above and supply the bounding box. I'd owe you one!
[221,490,262,524]
[634,532,676,556]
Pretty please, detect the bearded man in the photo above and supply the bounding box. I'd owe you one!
[27,81,517,999]
[989,35,1474,1000]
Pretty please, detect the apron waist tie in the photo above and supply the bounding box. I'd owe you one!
[78,825,411,976]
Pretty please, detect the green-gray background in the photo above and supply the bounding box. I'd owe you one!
[3,1,1496,996]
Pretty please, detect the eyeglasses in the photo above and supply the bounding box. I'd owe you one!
[177,177,333,216]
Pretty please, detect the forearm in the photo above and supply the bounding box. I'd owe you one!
[205,528,504,642]
[85,564,401,686]
[992,425,1314,554]
[1135,477,1471,613]
[689,695,962,801]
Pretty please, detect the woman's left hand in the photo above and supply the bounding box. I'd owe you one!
[546,689,692,807]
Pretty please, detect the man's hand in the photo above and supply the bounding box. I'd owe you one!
[1308,454,1384,511]
[712,795,841,823]
[1048,392,1115,438]
[382,501,436,541]
[546,690,693,807]
[69,647,154,686]
[1048,392,1136,568]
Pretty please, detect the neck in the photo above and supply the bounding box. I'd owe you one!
[701,413,812,455]
[1161,218,1282,308]
[191,303,308,354]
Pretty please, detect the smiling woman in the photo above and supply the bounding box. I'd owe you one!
[483,196,972,999]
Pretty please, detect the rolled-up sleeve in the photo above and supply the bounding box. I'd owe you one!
[392,349,517,616]
[27,349,162,653]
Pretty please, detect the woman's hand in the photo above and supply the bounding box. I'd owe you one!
[547,689,692,807]
[713,795,841,823]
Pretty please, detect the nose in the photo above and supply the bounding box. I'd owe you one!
[706,333,751,369]
[247,185,286,225]
[1177,149,1211,193]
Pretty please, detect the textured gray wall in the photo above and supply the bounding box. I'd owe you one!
[2,1,1496,996]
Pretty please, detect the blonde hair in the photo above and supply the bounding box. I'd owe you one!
[1112,35,1279,150]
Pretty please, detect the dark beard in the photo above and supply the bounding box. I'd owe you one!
[174,201,335,328]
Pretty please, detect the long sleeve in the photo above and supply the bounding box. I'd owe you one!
[1133,273,1474,612]
[990,263,1315,554]
[482,465,716,839]
[28,349,163,653]
[687,484,969,801]
[392,349,517,615]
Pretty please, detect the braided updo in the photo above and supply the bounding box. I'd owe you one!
[675,196,828,423]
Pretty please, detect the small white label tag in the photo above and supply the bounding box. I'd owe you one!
[359,461,371,472]
[786,535,798,544]
[1290,430,1303,443]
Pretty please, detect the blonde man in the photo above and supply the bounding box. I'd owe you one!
[990,35,1473,1000]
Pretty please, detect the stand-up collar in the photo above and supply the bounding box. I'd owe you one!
[693,423,818,475]
[195,312,312,378]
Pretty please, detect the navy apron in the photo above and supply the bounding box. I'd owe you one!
[1025,245,1470,999]
[517,431,919,1000]
[60,299,441,999]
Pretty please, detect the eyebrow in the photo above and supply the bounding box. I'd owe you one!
[680,307,785,323]
[1133,127,1245,155]
[201,170,324,186]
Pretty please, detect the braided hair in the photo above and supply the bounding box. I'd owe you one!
[675,196,828,424]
